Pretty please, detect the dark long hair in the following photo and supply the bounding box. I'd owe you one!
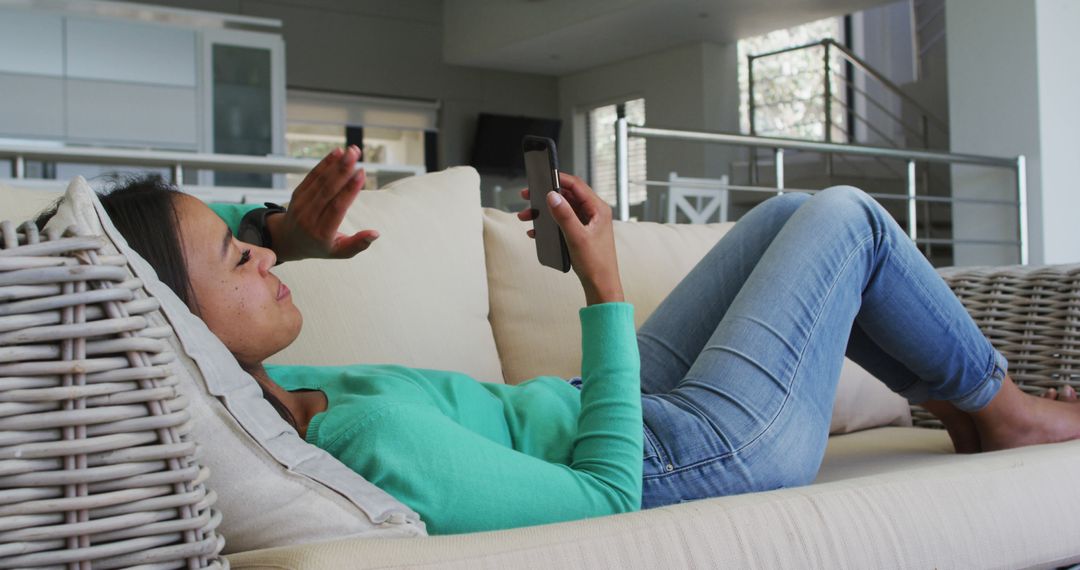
[35,175,297,428]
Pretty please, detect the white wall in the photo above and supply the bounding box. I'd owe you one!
[119,0,559,181]
[850,0,916,146]
[1035,0,1080,264]
[557,42,740,219]
[947,0,1080,266]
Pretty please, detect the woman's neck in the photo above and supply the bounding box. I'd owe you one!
[245,362,327,440]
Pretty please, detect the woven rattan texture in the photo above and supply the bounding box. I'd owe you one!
[0,220,225,568]
[910,264,1080,428]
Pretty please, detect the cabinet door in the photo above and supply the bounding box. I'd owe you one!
[201,29,285,189]
[64,17,198,149]
[0,10,63,139]
[66,17,196,87]
[66,79,197,148]
[0,10,63,76]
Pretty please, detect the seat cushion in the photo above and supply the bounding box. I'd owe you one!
[227,427,1080,569]
[816,425,954,482]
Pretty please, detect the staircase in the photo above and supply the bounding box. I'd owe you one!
[741,13,954,266]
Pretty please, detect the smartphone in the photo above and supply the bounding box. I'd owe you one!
[523,135,571,273]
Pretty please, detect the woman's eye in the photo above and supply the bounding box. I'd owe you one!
[237,249,251,267]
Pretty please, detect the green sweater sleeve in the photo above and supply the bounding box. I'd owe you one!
[207,202,262,236]
[316,302,642,534]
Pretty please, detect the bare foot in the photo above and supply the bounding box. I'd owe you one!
[972,377,1080,451]
[922,399,982,454]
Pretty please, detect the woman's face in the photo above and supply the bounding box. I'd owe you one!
[172,195,302,365]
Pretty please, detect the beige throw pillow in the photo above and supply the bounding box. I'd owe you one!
[42,177,426,554]
[482,207,911,434]
[267,167,505,383]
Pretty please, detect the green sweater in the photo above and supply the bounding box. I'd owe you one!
[210,202,643,535]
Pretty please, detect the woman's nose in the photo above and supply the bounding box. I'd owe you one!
[256,245,277,274]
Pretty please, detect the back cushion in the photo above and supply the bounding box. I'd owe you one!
[0,168,501,382]
[267,166,504,383]
[0,181,64,222]
[484,207,734,383]
[482,207,911,434]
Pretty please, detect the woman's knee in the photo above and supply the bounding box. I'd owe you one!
[817,185,873,204]
[815,185,880,213]
[753,191,812,222]
[811,185,889,231]
[769,191,812,211]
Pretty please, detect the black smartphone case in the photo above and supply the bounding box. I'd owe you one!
[523,136,571,272]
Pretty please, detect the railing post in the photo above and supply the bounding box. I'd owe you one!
[615,115,630,222]
[1016,155,1029,265]
[920,155,932,259]
[748,54,759,186]
[748,54,757,137]
[774,148,784,195]
[171,163,184,185]
[823,40,834,176]
[906,159,918,243]
[13,155,25,179]
[910,0,921,81]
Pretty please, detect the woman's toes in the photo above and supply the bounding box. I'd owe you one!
[1044,385,1078,402]
[1063,385,1077,402]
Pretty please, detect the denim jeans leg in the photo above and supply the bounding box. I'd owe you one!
[637,192,810,395]
[638,195,950,404]
[640,186,1007,508]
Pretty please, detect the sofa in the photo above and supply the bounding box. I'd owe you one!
[2,168,1079,569]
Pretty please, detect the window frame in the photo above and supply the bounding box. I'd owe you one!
[581,96,646,208]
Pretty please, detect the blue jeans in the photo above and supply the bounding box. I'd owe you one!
[636,186,1007,509]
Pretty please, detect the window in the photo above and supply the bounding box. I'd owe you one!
[737,17,846,141]
[286,89,437,188]
[586,98,646,207]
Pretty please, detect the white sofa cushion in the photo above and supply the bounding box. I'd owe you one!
[36,177,427,553]
[482,207,911,434]
[0,180,66,222]
[226,428,1080,569]
[267,166,505,383]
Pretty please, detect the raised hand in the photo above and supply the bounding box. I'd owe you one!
[268,145,380,263]
[518,172,624,306]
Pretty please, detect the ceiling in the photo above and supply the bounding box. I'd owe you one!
[443,0,897,75]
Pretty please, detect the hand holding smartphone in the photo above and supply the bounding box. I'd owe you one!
[523,135,572,272]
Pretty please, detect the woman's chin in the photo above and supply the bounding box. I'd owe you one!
[287,310,303,342]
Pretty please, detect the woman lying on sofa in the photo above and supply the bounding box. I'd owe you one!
[45,145,1080,534]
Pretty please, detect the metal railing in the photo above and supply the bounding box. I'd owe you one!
[613,119,1028,265]
[0,144,425,198]
[747,38,946,156]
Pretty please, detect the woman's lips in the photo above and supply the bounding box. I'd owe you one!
[277,282,291,301]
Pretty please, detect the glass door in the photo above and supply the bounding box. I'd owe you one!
[199,28,285,189]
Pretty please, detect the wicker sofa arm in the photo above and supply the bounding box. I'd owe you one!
[0,221,224,568]
[912,263,1080,427]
